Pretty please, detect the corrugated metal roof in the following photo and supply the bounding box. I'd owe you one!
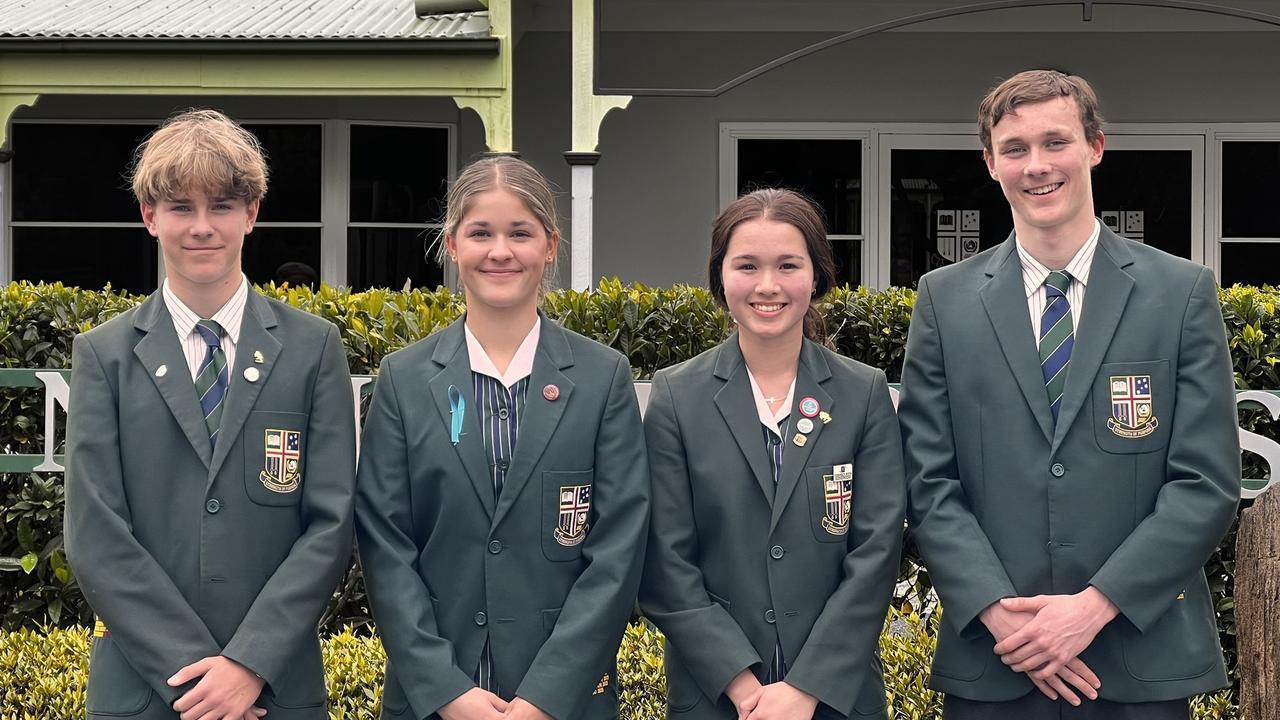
[0,0,490,40]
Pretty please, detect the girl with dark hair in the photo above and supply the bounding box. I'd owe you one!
[640,188,905,720]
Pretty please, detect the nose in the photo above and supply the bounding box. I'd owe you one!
[756,268,780,294]
[189,208,214,237]
[487,234,515,261]
[1024,147,1051,176]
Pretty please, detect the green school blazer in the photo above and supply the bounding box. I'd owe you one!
[640,337,906,720]
[354,317,650,720]
[899,227,1240,703]
[65,290,357,719]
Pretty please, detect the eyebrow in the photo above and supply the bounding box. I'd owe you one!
[462,219,532,228]
[729,253,806,262]
[996,128,1074,147]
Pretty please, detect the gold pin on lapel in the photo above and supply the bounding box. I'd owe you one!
[819,411,832,425]
[253,350,264,364]
[793,433,807,447]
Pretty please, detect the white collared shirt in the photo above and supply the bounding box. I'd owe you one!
[746,367,796,437]
[1016,218,1100,338]
[464,317,541,388]
[163,276,249,380]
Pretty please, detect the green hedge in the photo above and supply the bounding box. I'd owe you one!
[0,612,1238,719]
[0,280,1276,715]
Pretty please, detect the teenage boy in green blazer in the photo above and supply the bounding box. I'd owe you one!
[65,110,356,720]
[899,70,1240,719]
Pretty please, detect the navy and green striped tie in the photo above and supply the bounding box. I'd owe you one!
[1039,271,1074,422]
[194,319,230,447]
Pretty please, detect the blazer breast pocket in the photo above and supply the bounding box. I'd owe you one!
[243,410,309,506]
[541,469,594,562]
[806,463,854,543]
[1092,360,1171,455]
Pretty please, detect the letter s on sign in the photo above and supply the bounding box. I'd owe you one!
[1238,391,1280,500]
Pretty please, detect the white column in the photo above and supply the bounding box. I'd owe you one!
[570,162,594,291]
[0,160,9,284]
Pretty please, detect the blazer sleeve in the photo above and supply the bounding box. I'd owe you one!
[1089,267,1241,632]
[221,323,357,690]
[517,354,652,720]
[784,370,905,716]
[353,355,476,719]
[64,331,222,705]
[899,276,1018,636]
[638,371,764,702]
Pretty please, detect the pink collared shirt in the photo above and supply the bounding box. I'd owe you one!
[464,317,541,388]
[162,275,249,380]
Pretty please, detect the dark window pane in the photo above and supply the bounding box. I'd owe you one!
[1221,243,1280,287]
[13,227,157,294]
[348,227,443,291]
[246,124,321,223]
[11,124,151,222]
[241,228,321,288]
[737,139,862,235]
[349,125,449,224]
[1093,150,1192,259]
[831,239,861,290]
[889,149,1011,288]
[1222,141,1280,238]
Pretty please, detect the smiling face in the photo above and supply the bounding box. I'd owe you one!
[445,187,558,319]
[984,95,1105,247]
[142,188,257,304]
[721,218,815,346]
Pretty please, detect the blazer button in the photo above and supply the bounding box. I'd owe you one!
[488,540,503,554]
[474,611,488,627]
[770,545,785,559]
[1051,463,1066,477]
[764,609,776,624]
[205,498,222,514]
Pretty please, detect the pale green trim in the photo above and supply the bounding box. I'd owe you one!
[0,93,40,147]
[571,0,629,152]
[453,0,512,151]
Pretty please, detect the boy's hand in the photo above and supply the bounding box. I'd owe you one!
[743,681,818,720]
[439,687,508,720]
[724,668,764,719]
[168,656,266,720]
[502,697,553,720]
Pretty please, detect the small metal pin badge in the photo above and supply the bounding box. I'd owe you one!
[799,396,820,418]
[819,411,833,425]
[155,364,168,378]
[543,384,561,401]
[793,433,807,447]
[243,367,260,383]
[796,418,815,434]
[253,350,265,364]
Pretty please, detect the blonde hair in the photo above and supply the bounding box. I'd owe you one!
[978,69,1104,153]
[437,156,560,292]
[131,109,268,206]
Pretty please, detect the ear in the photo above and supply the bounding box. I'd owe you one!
[983,148,998,180]
[443,231,459,261]
[1089,131,1106,168]
[140,203,159,237]
[243,199,261,235]
[546,230,561,263]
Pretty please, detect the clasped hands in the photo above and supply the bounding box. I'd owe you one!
[980,586,1119,706]
[439,688,555,720]
[725,668,818,720]
[168,655,266,720]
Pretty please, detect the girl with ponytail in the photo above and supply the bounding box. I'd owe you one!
[640,189,905,720]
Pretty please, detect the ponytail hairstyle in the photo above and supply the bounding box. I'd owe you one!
[707,188,837,346]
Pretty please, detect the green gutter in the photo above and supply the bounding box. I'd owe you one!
[0,38,498,55]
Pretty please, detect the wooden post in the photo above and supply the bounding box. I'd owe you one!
[1236,486,1280,720]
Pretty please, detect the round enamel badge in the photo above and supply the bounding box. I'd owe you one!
[799,396,820,417]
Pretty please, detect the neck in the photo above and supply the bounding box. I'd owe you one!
[738,326,803,380]
[466,304,538,374]
[170,276,240,319]
[1015,214,1095,271]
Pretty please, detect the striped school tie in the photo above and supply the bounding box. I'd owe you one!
[194,319,230,447]
[1039,271,1074,422]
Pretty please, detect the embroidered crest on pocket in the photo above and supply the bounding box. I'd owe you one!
[553,484,591,547]
[1106,375,1160,439]
[821,463,853,536]
[261,428,302,493]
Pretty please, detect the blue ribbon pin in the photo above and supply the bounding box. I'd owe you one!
[448,384,466,445]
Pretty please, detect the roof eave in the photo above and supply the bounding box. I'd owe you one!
[0,37,498,54]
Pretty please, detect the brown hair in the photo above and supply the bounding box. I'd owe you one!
[978,69,1104,153]
[437,156,560,293]
[708,188,837,346]
[131,109,268,206]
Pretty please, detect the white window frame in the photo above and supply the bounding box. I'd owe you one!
[1213,129,1280,285]
[2,118,456,289]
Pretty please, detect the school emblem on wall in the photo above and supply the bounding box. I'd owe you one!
[261,429,302,493]
[554,484,592,547]
[1107,375,1159,438]
[821,463,853,536]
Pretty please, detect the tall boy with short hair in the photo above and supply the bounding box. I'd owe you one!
[65,109,355,720]
[899,70,1239,719]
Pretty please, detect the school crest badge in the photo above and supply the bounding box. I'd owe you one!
[554,484,591,547]
[261,429,302,493]
[1107,375,1159,438]
[821,463,853,536]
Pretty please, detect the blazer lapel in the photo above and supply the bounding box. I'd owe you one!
[429,320,498,519]
[493,320,574,529]
[1051,228,1135,453]
[209,292,281,482]
[980,235,1055,444]
[131,293,214,469]
[712,337,779,506]
[770,341,832,534]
